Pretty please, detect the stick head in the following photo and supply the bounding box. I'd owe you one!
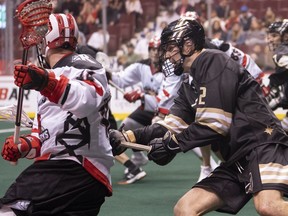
[0,105,33,128]
[16,0,53,49]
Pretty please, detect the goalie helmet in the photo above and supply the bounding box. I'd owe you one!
[159,18,205,76]
[44,13,79,55]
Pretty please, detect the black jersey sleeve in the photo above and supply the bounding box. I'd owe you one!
[175,50,238,152]
[132,123,168,145]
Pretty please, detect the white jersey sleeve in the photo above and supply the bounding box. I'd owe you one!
[210,38,262,78]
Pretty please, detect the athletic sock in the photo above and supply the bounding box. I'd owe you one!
[124,160,138,171]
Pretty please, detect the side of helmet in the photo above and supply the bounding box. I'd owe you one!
[159,18,205,77]
[148,35,161,49]
[44,13,79,54]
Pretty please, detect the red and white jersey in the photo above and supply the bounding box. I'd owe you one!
[32,53,114,195]
[111,59,164,111]
[210,38,262,78]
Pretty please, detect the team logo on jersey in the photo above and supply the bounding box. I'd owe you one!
[264,127,273,135]
[39,128,50,142]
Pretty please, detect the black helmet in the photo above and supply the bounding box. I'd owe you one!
[159,18,205,76]
[267,21,283,34]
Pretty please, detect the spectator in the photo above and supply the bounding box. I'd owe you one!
[77,14,90,36]
[175,0,195,16]
[108,0,126,24]
[225,9,239,31]
[157,4,180,29]
[211,19,227,41]
[87,27,110,52]
[125,0,143,32]
[245,18,266,46]
[215,0,230,19]
[262,7,276,28]
[59,0,82,17]
[122,42,142,68]
[226,22,247,47]
[239,5,254,31]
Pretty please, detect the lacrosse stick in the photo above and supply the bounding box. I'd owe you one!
[120,141,152,152]
[0,105,33,128]
[11,0,52,165]
[95,52,125,94]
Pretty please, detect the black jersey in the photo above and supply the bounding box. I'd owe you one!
[173,49,288,164]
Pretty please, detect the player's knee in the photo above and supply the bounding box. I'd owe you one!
[174,200,197,216]
[254,197,280,216]
[0,206,17,216]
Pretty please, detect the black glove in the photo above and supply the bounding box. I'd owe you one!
[147,131,181,166]
[109,129,129,156]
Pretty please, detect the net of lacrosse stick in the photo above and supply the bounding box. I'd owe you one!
[16,0,53,49]
[0,105,33,128]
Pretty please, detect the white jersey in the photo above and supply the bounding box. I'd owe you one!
[111,59,164,111]
[32,53,114,194]
[210,38,262,78]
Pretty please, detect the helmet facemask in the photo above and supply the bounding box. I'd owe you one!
[159,41,184,77]
[159,18,204,77]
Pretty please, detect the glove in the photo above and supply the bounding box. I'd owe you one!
[14,64,55,91]
[109,129,136,156]
[124,89,143,103]
[1,135,41,162]
[14,64,69,103]
[147,131,181,166]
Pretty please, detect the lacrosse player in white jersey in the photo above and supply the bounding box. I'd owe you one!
[0,13,114,216]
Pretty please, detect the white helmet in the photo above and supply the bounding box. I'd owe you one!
[44,13,79,55]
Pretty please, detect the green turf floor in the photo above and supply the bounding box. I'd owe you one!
[0,121,257,215]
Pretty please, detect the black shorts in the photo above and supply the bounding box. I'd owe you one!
[193,143,288,214]
[0,160,109,216]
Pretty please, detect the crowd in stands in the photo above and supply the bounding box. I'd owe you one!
[8,0,288,73]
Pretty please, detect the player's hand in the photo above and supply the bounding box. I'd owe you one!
[14,64,55,91]
[109,129,129,156]
[124,89,143,103]
[1,135,41,162]
[147,131,181,166]
[14,64,69,103]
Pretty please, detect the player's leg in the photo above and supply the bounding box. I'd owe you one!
[121,116,149,166]
[250,144,288,216]
[174,187,224,216]
[197,145,219,182]
[253,190,288,216]
[0,206,16,216]
[115,153,146,185]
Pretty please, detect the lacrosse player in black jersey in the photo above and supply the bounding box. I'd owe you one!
[110,17,288,215]
[261,20,288,132]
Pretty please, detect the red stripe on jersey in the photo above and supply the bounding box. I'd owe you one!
[163,89,170,97]
[242,54,247,68]
[158,107,169,115]
[48,75,69,103]
[83,80,103,96]
[83,158,112,196]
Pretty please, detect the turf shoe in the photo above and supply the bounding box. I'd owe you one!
[118,167,146,185]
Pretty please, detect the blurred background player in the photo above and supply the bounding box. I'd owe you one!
[107,35,163,184]
[260,20,288,132]
[0,13,114,216]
